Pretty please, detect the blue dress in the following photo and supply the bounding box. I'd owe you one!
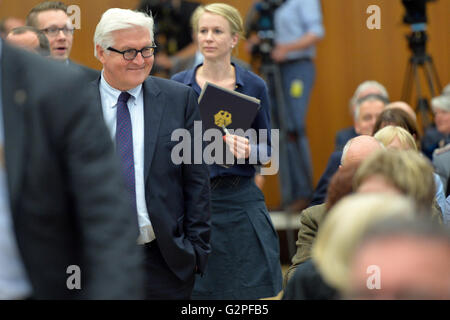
[172,63,283,299]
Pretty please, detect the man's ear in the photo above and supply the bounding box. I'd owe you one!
[96,44,106,63]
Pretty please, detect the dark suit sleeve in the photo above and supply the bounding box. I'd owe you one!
[182,87,211,274]
[50,80,144,299]
[309,152,341,206]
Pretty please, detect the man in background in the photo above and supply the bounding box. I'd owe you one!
[26,1,99,80]
[0,17,25,39]
[6,26,50,56]
[335,80,389,151]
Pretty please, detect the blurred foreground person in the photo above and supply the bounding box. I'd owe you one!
[348,218,450,299]
[283,193,416,300]
[0,40,144,299]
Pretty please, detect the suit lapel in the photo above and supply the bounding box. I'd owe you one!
[91,77,104,116]
[1,44,28,213]
[143,77,164,183]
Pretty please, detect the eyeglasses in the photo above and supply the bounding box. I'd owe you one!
[40,26,74,37]
[107,46,157,61]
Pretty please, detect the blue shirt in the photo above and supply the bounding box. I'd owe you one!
[274,0,325,60]
[172,63,272,179]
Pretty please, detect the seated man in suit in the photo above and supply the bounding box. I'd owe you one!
[0,39,144,299]
[423,93,450,159]
[310,95,387,206]
[26,1,99,80]
[6,26,50,56]
[335,80,389,151]
[92,8,211,299]
[285,135,384,285]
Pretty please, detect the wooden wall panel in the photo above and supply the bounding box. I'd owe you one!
[1,0,449,209]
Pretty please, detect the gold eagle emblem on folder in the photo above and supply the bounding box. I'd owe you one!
[214,110,232,128]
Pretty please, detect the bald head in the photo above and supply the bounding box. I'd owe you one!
[386,101,417,121]
[341,135,383,166]
[6,30,40,51]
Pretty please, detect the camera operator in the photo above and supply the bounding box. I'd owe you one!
[246,0,324,212]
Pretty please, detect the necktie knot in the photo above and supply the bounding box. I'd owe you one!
[118,91,131,104]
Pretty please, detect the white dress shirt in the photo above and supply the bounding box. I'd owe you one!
[99,72,155,244]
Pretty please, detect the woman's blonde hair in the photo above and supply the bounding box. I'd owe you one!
[374,125,418,150]
[312,193,416,293]
[190,3,245,41]
[353,150,436,211]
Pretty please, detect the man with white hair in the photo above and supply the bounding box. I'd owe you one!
[335,80,389,151]
[92,8,211,299]
[431,95,450,202]
[422,94,450,159]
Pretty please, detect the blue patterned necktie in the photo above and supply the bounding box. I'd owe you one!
[115,91,136,210]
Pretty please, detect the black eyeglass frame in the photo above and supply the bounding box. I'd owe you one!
[40,26,74,36]
[107,46,157,60]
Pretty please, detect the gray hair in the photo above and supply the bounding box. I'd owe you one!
[431,94,450,112]
[93,8,154,58]
[349,81,389,114]
[354,93,389,121]
[442,83,450,96]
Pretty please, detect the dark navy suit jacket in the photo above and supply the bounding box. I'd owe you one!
[2,42,145,299]
[309,151,342,207]
[92,76,211,282]
[334,126,357,152]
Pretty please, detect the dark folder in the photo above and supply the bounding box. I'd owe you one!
[198,82,261,167]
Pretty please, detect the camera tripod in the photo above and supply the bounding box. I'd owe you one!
[401,31,442,130]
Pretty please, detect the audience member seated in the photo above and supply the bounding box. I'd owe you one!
[354,150,443,224]
[374,126,446,216]
[283,193,416,300]
[373,108,420,147]
[0,16,25,38]
[385,100,417,122]
[433,143,450,198]
[347,217,450,299]
[431,94,450,197]
[285,136,383,285]
[335,81,389,151]
[6,26,50,56]
[421,93,450,159]
[283,161,359,286]
[309,135,383,206]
